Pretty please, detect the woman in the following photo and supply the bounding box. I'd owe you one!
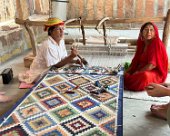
[19,18,81,84]
[124,22,168,91]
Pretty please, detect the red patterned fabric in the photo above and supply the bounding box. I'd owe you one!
[124,22,168,91]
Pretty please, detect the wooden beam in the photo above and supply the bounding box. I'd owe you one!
[24,22,37,56]
[66,17,166,26]
[162,9,170,48]
[15,18,46,26]
[108,17,165,24]
[16,16,166,27]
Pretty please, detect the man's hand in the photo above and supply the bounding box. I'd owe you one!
[75,59,83,67]
[70,47,78,58]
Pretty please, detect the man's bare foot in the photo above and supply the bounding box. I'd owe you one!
[150,103,168,120]
[0,94,13,103]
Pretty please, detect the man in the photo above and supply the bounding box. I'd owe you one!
[19,18,81,83]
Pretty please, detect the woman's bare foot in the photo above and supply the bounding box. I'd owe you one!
[150,103,168,120]
[0,94,13,103]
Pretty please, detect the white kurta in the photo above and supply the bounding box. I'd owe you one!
[19,36,67,83]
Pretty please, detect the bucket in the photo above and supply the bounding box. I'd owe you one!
[51,0,69,20]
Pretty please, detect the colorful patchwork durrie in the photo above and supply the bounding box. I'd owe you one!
[0,66,123,136]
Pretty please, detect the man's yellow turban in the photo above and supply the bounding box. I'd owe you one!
[44,18,64,31]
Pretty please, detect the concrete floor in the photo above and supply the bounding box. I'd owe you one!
[0,51,29,117]
[0,50,170,136]
[124,99,170,136]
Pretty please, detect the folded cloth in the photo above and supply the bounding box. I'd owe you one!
[19,82,34,89]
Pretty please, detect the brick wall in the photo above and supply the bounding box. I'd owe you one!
[1,0,170,22]
[67,0,170,19]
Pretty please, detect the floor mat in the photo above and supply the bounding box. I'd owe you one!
[124,90,170,103]
[0,66,123,136]
[19,82,34,89]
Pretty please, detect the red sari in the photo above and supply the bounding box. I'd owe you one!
[124,23,168,91]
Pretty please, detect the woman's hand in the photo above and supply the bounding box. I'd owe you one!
[145,83,170,97]
[139,63,156,72]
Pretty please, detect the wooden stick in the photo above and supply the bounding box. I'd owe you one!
[162,9,170,48]
[103,21,107,45]
[24,20,37,56]
[95,17,110,31]
[64,18,79,25]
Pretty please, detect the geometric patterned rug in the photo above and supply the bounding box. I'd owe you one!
[0,65,123,136]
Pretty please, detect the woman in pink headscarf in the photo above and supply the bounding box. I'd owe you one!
[124,22,168,91]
